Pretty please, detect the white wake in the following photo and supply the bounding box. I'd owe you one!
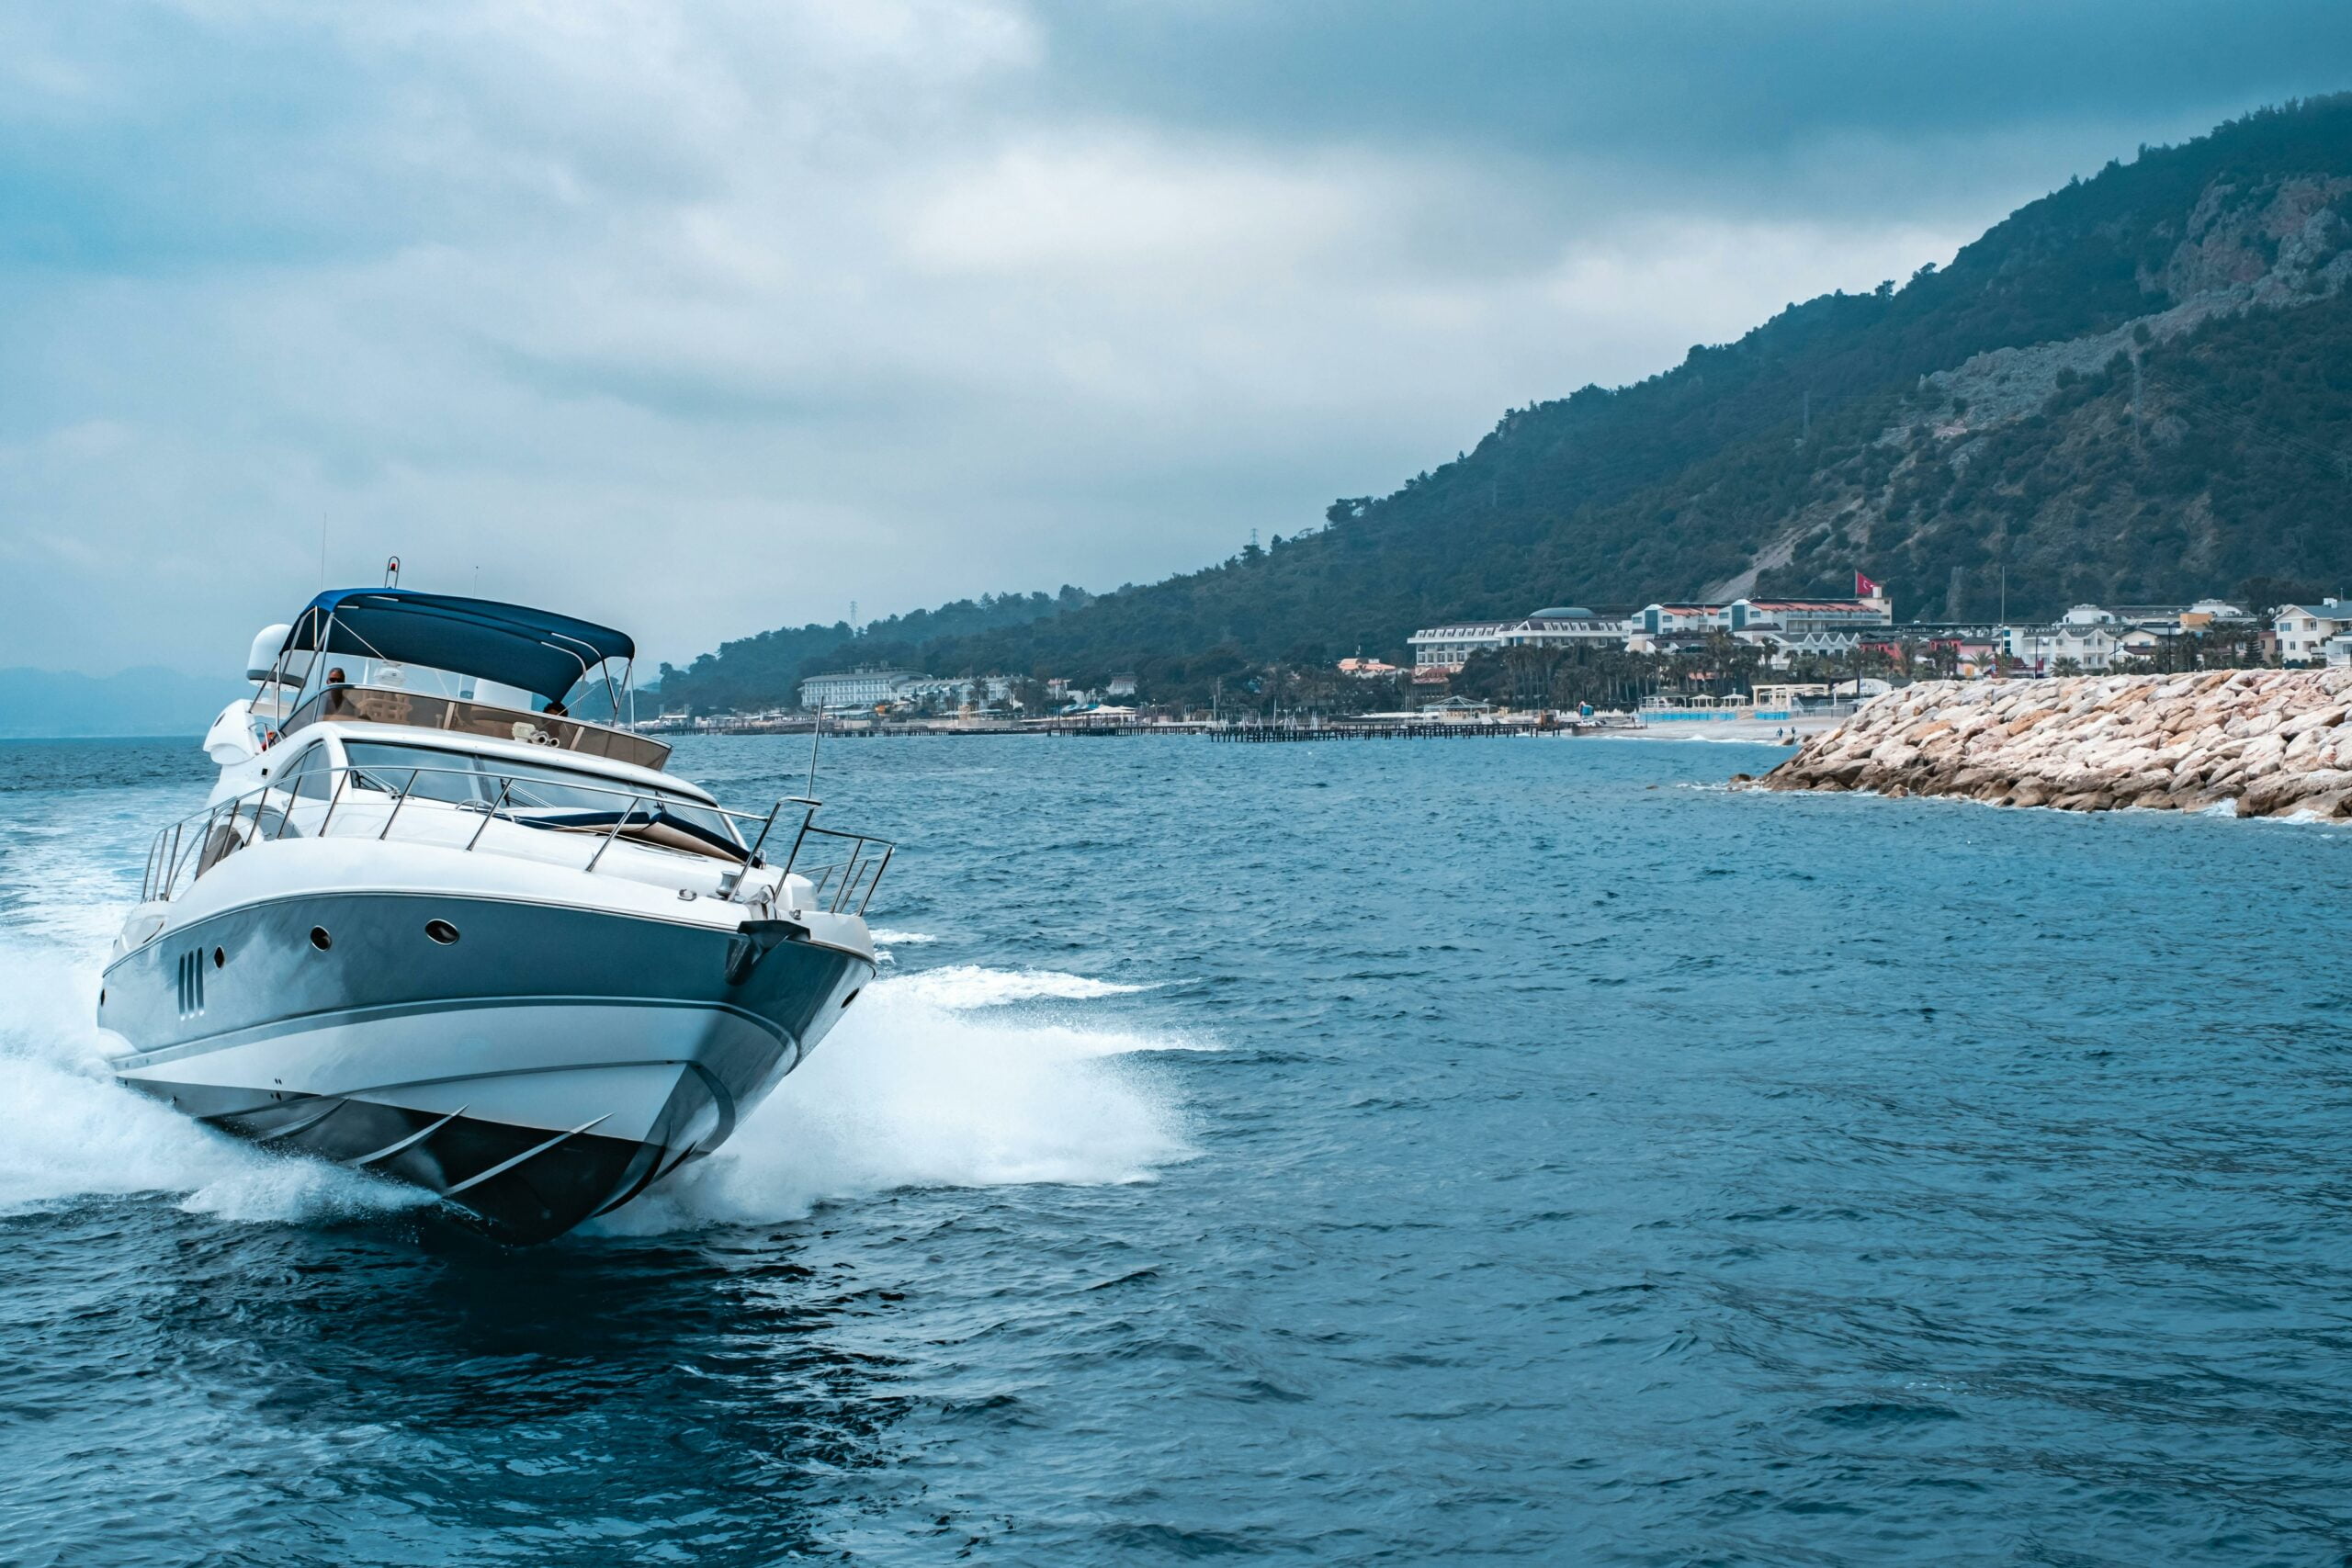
[589,965,1201,1235]
[0,942,426,1224]
[0,929,1196,1235]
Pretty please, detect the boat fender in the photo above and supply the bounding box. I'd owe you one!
[724,917,808,985]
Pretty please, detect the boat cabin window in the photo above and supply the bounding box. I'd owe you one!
[277,743,336,800]
[340,741,742,847]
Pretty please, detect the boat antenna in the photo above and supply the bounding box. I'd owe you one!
[806,705,824,801]
[384,555,401,587]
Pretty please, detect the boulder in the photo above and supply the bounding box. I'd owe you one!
[1756,671,2352,824]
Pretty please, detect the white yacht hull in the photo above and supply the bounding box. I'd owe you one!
[99,843,874,1240]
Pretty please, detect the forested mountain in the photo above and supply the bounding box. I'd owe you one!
[664,96,2352,710]
[654,587,1091,713]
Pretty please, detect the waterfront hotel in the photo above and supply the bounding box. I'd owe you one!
[1409,593,1894,676]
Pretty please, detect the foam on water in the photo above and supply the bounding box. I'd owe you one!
[2,882,1190,1236]
[0,941,425,1224]
[590,967,1199,1235]
[893,963,1155,1007]
[0,783,427,1225]
[1,939,1193,1235]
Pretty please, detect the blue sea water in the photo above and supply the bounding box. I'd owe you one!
[4,732,2351,1566]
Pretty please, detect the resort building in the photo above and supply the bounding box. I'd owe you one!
[1408,608,1631,675]
[1410,596,1892,668]
[1623,604,1724,649]
[797,668,921,711]
[1624,594,1893,651]
[896,674,1013,708]
[1729,596,1894,637]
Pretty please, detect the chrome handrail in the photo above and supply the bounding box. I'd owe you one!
[779,820,899,915]
[139,763,896,914]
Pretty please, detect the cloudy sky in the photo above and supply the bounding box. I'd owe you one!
[6,2,2350,676]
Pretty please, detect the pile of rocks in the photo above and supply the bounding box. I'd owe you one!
[1751,670,2352,818]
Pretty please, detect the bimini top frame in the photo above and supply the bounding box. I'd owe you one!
[274,588,635,710]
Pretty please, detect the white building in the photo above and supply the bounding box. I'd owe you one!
[1410,596,1892,669]
[2005,622,2122,672]
[1625,595,1892,650]
[797,667,920,710]
[1729,596,1893,637]
[2275,600,2352,663]
[1408,607,1630,675]
[897,674,1013,707]
[1748,629,1871,667]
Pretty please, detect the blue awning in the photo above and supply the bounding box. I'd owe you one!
[279,589,634,701]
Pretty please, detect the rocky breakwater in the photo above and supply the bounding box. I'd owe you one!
[1752,670,2352,818]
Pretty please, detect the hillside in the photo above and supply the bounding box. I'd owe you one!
[667,96,2352,709]
[654,588,1090,713]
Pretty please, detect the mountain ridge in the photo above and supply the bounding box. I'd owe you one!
[659,94,2352,710]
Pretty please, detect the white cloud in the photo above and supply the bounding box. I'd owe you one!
[0,0,2279,675]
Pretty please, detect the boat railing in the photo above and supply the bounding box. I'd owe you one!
[140,766,895,917]
[771,812,897,923]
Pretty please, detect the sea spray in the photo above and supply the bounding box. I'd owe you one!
[588,967,1201,1235]
[893,963,1158,1008]
[1,891,1194,1235]
[0,942,421,1222]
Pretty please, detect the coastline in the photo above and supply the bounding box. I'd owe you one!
[1595,715,1838,745]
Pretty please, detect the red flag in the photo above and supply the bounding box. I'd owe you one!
[1856,571,1882,597]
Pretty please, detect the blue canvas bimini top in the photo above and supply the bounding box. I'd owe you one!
[280,589,634,701]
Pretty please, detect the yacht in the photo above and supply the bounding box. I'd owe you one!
[97,587,891,1241]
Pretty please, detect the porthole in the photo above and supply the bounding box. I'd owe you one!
[212,947,225,968]
[424,919,460,945]
[840,988,861,1009]
[310,926,333,951]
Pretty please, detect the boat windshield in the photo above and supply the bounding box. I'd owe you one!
[340,741,743,850]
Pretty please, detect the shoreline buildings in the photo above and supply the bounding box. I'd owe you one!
[784,592,2312,718]
[1404,592,2309,683]
[1408,593,1894,681]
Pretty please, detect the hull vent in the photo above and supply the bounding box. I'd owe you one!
[175,950,207,1017]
